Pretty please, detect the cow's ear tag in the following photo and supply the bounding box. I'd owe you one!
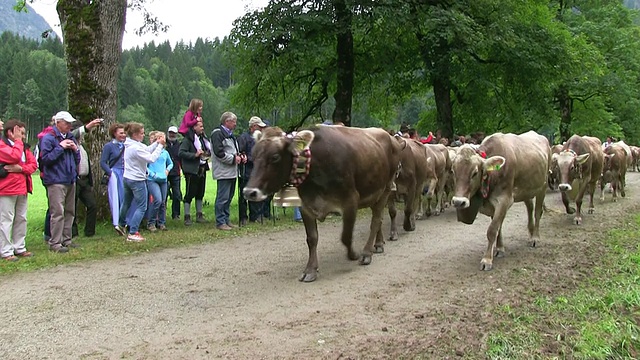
[291,130,315,152]
[484,156,506,172]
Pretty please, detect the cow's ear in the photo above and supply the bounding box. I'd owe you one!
[576,153,590,165]
[290,130,315,152]
[253,130,263,141]
[483,156,506,172]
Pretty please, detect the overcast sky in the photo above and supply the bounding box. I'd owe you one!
[29,0,269,49]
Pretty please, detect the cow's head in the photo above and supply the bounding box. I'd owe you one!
[243,127,315,201]
[450,145,505,209]
[552,150,589,192]
[603,152,616,172]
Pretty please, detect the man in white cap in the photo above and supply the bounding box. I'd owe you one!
[38,111,81,253]
[237,116,266,225]
[166,125,182,220]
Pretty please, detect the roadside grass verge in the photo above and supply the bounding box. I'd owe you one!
[0,175,303,276]
[486,214,640,359]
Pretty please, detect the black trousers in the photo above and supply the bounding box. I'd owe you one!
[238,176,264,222]
[184,172,206,204]
[72,176,97,237]
[167,174,182,218]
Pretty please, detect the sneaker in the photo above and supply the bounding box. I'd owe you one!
[126,232,145,242]
[147,224,157,232]
[63,242,81,249]
[114,225,127,236]
[49,245,69,253]
[15,251,33,257]
[216,224,233,231]
[2,255,19,262]
[184,215,192,226]
[158,224,167,231]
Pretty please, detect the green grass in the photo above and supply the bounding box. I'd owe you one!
[0,174,302,275]
[486,214,640,359]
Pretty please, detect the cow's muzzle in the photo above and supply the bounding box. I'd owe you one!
[243,187,267,201]
[558,183,572,192]
[452,196,470,209]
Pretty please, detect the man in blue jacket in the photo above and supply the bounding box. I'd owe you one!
[39,111,81,253]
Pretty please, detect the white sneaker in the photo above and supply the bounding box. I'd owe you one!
[126,232,145,242]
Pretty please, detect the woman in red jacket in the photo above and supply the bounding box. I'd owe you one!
[0,119,38,261]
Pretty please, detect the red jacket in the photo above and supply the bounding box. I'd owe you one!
[0,138,38,196]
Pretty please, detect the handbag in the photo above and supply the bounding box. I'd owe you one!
[101,145,125,185]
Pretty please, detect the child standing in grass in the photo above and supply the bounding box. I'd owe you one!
[178,98,203,136]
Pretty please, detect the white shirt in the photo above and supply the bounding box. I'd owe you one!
[123,138,163,181]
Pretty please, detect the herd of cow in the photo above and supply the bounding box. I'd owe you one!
[242,125,636,282]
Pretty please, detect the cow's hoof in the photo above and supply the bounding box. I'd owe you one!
[359,254,372,265]
[529,240,537,248]
[600,196,605,202]
[621,191,626,197]
[613,197,617,202]
[374,245,384,254]
[574,217,583,225]
[480,260,493,271]
[388,234,398,241]
[403,224,415,232]
[495,249,505,258]
[567,207,576,214]
[433,211,441,217]
[298,272,317,282]
[588,208,595,214]
[347,249,359,261]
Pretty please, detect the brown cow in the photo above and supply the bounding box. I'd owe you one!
[451,131,550,271]
[552,135,604,225]
[420,144,451,217]
[600,144,627,202]
[388,139,430,241]
[243,126,405,282]
[630,145,640,172]
[548,144,564,190]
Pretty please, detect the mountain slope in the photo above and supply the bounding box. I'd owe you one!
[0,0,55,40]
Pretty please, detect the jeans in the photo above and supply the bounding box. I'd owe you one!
[215,178,236,226]
[238,176,264,222]
[119,178,148,234]
[167,174,182,218]
[146,180,167,226]
[293,207,302,221]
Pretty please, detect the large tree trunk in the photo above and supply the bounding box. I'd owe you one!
[331,0,354,127]
[433,75,454,140]
[57,0,127,220]
[556,86,572,143]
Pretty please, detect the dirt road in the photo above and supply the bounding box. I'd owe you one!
[2,173,639,360]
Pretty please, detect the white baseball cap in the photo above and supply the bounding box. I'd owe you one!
[168,126,178,133]
[54,111,77,123]
[248,116,267,127]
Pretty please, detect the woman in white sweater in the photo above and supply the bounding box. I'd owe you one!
[115,122,164,242]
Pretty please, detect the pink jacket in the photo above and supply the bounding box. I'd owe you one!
[178,110,200,135]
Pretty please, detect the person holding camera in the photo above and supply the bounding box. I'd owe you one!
[237,116,266,225]
[210,112,242,230]
[179,120,211,226]
[71,117,103,238]
[0,119,38,261]
[39,111,81,253]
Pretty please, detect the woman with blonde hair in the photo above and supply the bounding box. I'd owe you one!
[145,131,173,231]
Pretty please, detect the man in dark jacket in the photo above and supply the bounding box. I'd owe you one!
[71,118,102,238]
[237,116,267,225]
[178,121,211,226]
[39,111,81,253]
[166,126,182,220]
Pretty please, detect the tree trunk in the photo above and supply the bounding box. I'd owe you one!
[557,86,572,143]
[57,0,127,220]
[433,75,454,140]
[331,0,354,127]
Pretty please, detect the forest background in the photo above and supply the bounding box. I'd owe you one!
[2,0,640,145]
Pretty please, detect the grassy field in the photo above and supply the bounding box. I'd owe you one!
[0,174,301,275]
[486,214,640,359]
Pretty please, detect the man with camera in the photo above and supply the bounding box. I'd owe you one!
[179,120,211,226]
[210,112,243,230]
[237,116,267,225]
